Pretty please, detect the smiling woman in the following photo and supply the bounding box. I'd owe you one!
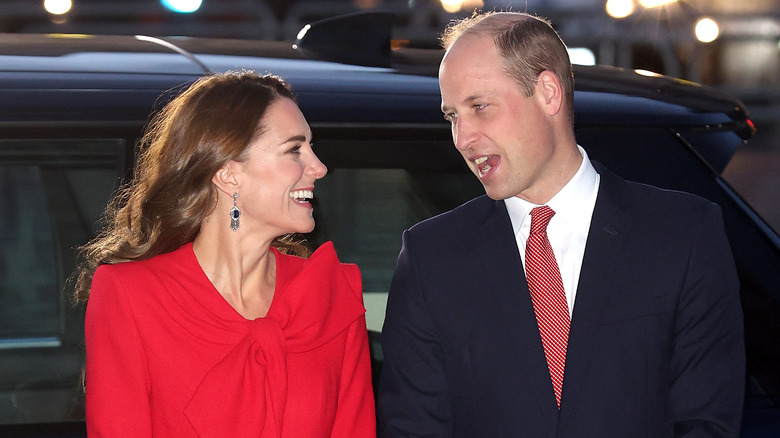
[72,70,376,438]
[223,97,326,242]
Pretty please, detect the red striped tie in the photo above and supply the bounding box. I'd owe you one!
[526,206,570,408]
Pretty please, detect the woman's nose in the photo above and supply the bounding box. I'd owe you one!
[307,153,327,179]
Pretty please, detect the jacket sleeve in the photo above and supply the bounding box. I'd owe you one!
[667,204,745,437]
[330,263,377,437]
[85,265,153,437]
[378,230,453,437]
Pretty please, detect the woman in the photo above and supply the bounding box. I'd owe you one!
[73,71,376,437]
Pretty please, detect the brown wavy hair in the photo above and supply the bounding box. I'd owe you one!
[73,71,311,303]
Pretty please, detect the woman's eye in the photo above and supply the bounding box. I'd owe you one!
[288,145,302,154]
[474,103,488,111]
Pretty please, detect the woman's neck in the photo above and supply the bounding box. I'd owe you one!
[192,225,277,320]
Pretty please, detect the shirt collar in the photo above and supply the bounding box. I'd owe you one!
[505,146,599,235]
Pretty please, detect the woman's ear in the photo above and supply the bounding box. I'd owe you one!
[212,162,239,196]
[536,70,563,117]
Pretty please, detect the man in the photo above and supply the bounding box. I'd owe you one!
[378,11,745,437]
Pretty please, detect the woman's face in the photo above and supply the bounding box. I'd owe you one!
[231,97,327,236]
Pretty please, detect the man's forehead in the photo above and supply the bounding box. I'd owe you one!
[442,34,492,61]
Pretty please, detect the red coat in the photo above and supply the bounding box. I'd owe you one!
[86,241,375,437]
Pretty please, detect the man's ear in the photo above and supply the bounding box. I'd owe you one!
[536,70,563,117]
[212,162,240,196]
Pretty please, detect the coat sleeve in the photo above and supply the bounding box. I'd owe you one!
[85,265,153,437]
[330,264,377,437]
[667,204,745,437]
[378,230,453,437]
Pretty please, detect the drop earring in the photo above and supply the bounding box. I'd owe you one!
[229,192,240,231]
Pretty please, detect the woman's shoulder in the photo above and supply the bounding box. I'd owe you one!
[94,242,194,282]
[90,243,207,313]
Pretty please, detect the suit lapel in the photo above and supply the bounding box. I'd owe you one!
[476,199,562,421]
[558,164,630,425]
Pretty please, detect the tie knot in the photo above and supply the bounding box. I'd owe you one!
[530,206,555,235]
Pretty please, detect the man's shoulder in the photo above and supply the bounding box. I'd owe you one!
[598,162,718,211]
[398,194,505,263]
[627,179,718,216]
[408,194,497,234]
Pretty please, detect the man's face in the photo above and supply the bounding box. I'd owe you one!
[439,35,558,202]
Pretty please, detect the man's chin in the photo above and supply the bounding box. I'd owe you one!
[484,188,510,201]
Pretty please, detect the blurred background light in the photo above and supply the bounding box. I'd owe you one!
[161,0,203,13]
[296,24,310,42]
[638,0,677,8]
[440,0,464,13]
[43,0,72,15]
[635,69,660,77]
[568,47,596,66]
[695,17,719,43]
[439,0,483,14]
[605,0,634,19]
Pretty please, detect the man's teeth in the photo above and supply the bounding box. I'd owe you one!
[474,156,491,174]
[289,189,314,202]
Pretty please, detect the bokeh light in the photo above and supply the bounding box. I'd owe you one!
[43,0,72,15]
[441,0,464,13]
[440,0,483,14]
[638,0,677,8]
[695,17,719,43]
[161,0,203,14]
[605,0,634,19]
[568,47,596,66]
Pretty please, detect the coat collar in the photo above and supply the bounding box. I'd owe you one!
[474,197,563,425]
[558,162,630,420]
[475,163,631,423]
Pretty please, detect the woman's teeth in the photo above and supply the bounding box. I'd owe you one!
[289,189,313,203]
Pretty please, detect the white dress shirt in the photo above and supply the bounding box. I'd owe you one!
[504,146,600,316]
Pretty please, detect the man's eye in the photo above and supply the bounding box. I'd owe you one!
[474,103,488,111]
[443,113,457,122]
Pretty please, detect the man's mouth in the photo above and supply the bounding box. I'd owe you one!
[474,155,497,177]
[289,189,314,204]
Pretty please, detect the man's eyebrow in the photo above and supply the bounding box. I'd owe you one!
[463,94,484,105]
[441,94,486,113]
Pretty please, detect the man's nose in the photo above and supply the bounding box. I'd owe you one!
[453,117,476,151]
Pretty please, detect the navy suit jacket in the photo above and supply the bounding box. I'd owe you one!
[378,163,745,437]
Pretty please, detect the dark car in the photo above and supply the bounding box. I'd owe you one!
[0,12,778,436]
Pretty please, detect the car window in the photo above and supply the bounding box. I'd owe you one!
[303,127,484,332]
[0,165,59,343]
[309,167,483,331]
[0,139,127,425]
